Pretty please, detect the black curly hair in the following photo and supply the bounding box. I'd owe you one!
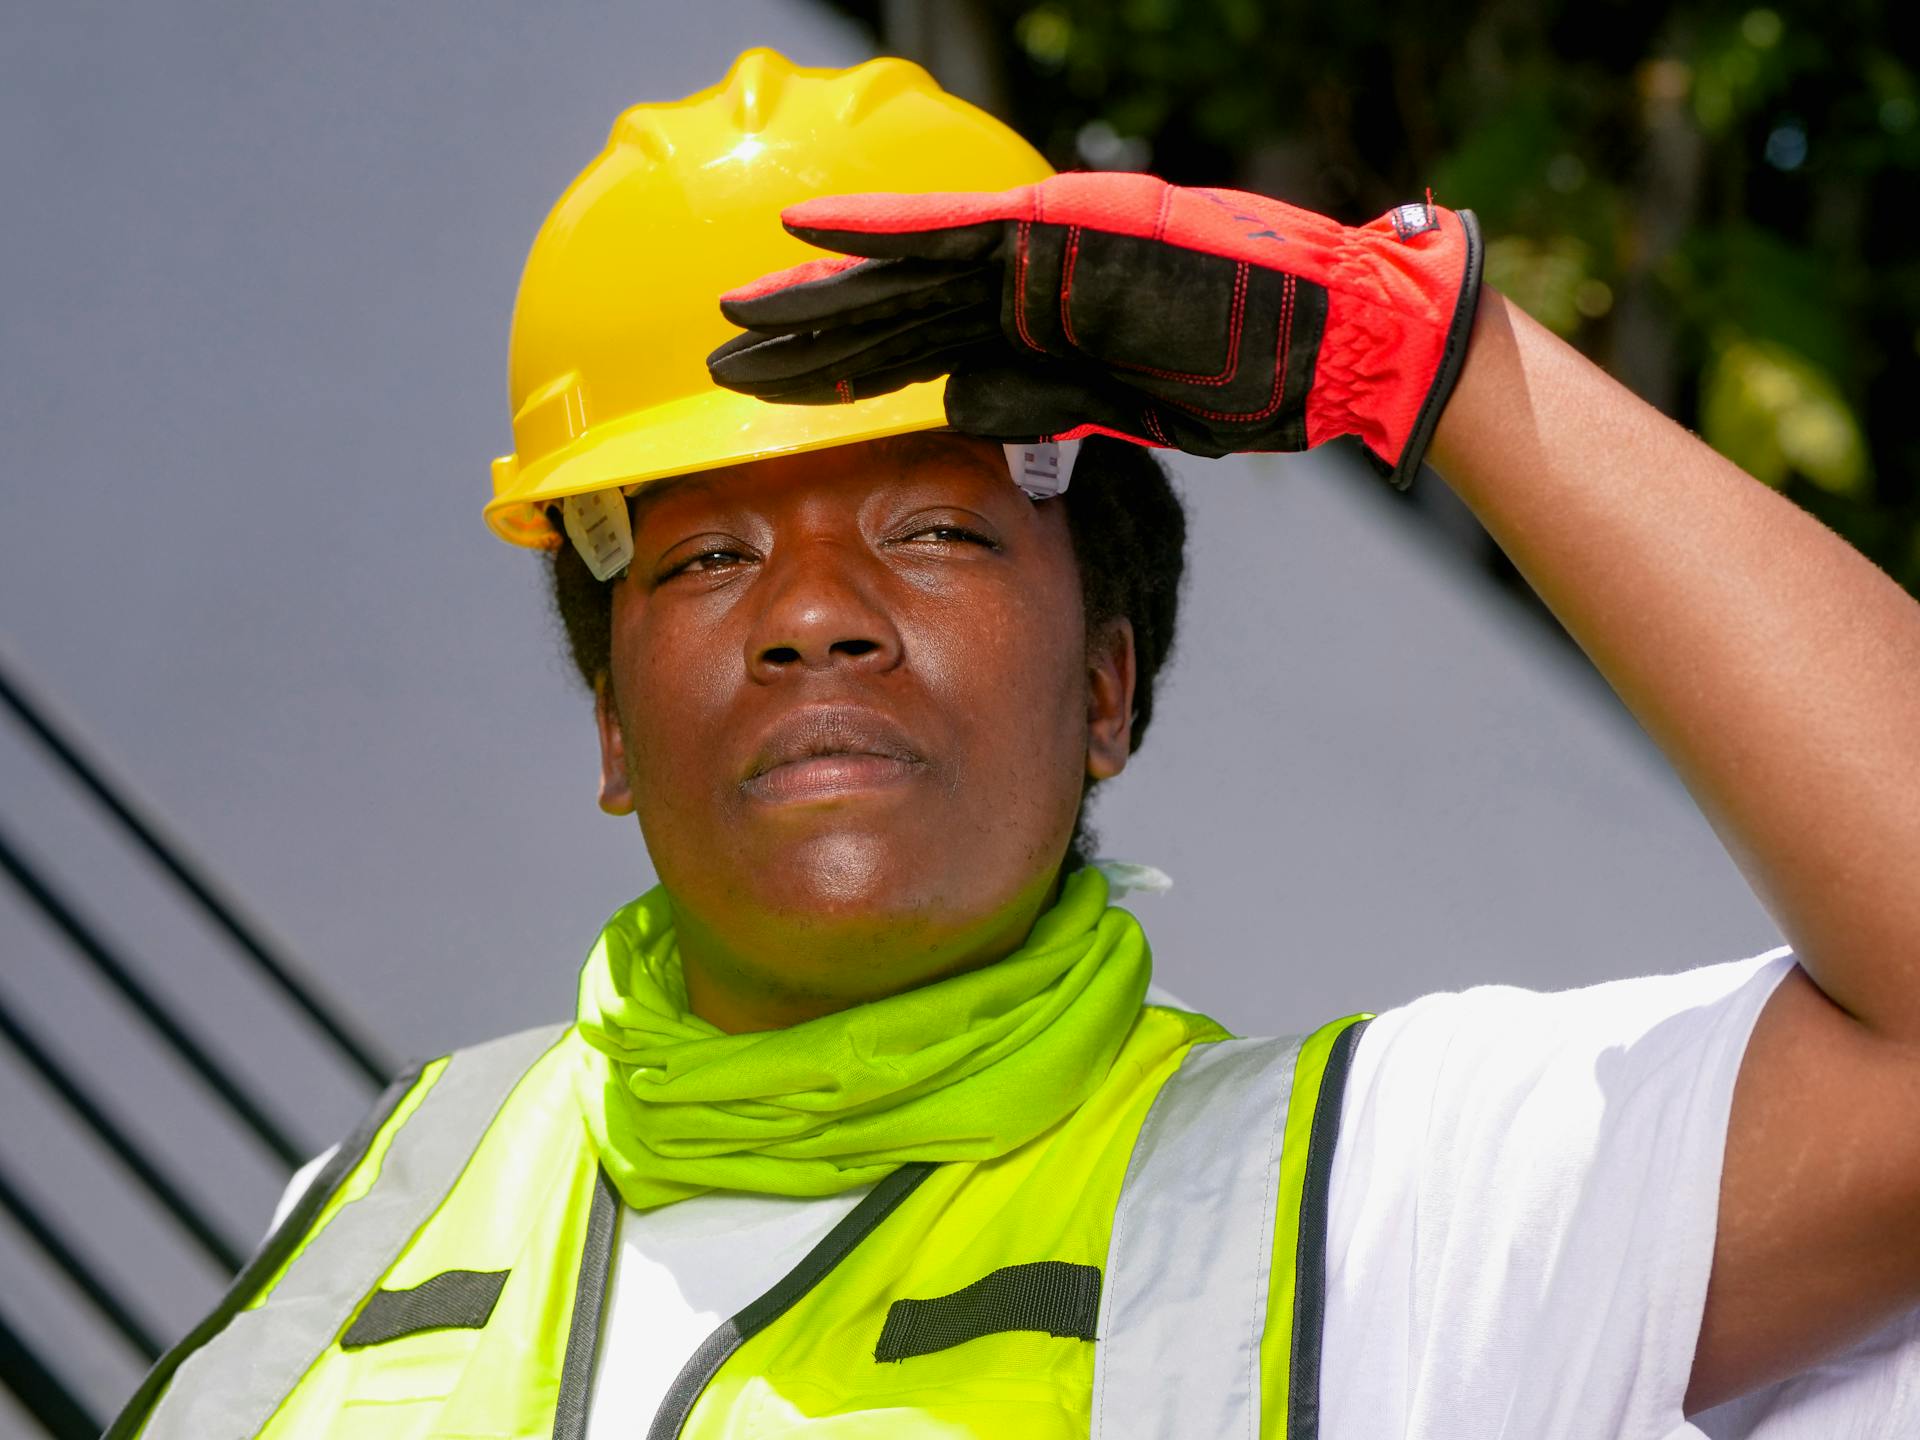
[546,434,1186,870]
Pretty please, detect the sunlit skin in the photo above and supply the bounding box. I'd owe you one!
[592,433,1136,1034]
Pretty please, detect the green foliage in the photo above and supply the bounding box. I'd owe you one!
[876,0,1920,599]
[1703,332,1868,494]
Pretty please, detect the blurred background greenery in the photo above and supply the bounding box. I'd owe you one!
[828,0,1920,609]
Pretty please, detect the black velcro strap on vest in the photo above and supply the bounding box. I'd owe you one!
[874,1261,1101,1363]
[340,1268,510,1350]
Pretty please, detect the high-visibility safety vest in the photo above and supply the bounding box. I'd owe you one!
[108,1004,1368,1439]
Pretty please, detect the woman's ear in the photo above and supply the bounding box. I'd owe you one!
[1086,616,1137,782]
[593,674,636,816]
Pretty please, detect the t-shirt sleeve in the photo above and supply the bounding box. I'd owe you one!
[267,1144,339,1236]
[1313,947,1917,1440]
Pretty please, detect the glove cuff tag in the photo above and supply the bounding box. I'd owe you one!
[1389,198,1441,243]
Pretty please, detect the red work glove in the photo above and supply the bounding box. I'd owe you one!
[706,172,1483,489]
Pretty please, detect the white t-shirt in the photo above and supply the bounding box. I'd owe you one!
[1321,948,1920,1439]
[275,949,1920,1437]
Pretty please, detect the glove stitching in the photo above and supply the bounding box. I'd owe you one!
[1059,237,1250,389]
[1058,224,1082,351]
[1012,220,1045,354]
[1166,274,1296,424]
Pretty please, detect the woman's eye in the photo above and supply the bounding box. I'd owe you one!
[663,548,751,579]
[900,525,998,548]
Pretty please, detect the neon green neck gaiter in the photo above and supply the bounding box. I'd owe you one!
[573,866,1152,1211]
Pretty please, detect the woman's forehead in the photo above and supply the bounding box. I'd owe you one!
[626,433,1011,526]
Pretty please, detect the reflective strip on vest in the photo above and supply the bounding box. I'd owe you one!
[137,1023,566,1440]
[1090,1034,1305,1440]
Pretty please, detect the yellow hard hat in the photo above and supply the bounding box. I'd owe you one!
[486,48,1055,549]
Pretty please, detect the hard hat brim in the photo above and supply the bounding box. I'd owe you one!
[485,378,950,548]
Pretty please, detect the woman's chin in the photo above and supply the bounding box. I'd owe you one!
[749,831,956,924]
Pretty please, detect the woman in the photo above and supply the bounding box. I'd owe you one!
[110,48,1920,1440]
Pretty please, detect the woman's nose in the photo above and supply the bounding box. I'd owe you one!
[744,541,904,680]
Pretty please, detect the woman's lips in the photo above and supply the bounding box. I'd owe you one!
[739,704,929,804]
[741,752,925,805]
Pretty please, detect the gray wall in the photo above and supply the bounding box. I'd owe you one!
[0,2,1781,1428]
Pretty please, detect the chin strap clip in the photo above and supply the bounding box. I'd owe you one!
[562,489,634,582]
[1003,439,1080,500]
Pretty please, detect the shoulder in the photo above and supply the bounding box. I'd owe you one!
[265,1022,575,1239]
[1332,946,1798,1246]
[1344,947,1798,1132]
[1319,947,1800,1437]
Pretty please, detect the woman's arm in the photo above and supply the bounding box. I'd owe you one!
[1429,287,1920,1411]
